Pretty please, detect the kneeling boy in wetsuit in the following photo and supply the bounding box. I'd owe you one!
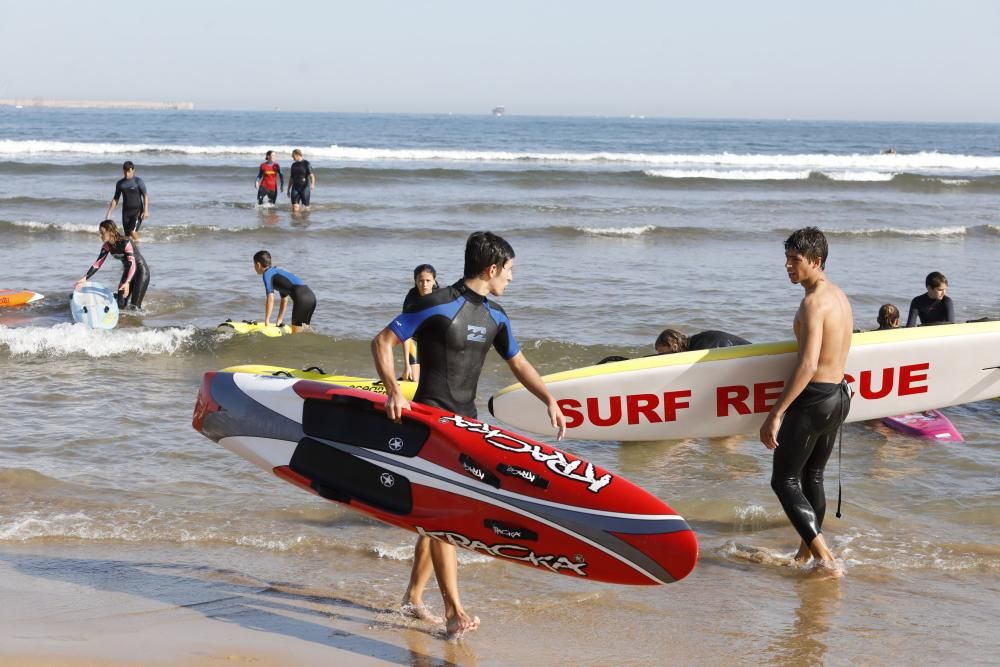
[252,250,316,333]
[759,226,853,577]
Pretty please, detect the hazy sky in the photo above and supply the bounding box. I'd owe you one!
[3,0,998,121]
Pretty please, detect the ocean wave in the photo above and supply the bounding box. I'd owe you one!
[4,140,1000,173]
[831,226,972,238]
[576,225,658,237]
[0,323,198,357]
[646,169,812,180]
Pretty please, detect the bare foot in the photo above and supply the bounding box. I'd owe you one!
[811,559,845,578]
[400,603,444,625]
[446,612,480,639]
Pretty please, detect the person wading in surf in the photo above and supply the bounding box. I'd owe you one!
[759,226,853,577]
[372,231,566,637]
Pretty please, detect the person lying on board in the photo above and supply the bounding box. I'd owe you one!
[905,271,954,327]
[596,328,750,364]
[252,250,316,333]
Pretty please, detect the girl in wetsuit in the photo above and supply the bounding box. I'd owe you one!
[401,264,440,382]
[75,220,150,309]
[905,271,954,327]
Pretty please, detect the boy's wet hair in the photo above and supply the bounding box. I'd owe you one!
[654,328,689,354]
[784,226,829,269]
[464,231,515,279]
[877,303,900,329]
[253,250,272,267]
[925,271,948,288]
[122,160,134,171]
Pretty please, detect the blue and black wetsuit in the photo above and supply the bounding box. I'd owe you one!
[261,266,316,326]
[388,280,520,417]
[771,379,851,545]
[905,294,954,327]
[112,176,147,235]
[85,237,150,309]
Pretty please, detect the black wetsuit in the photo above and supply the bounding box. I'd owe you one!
[112,176,147,235]
[597,330,750,364]
[905,294,954,327]
[388,280,520,417]
[771,380,851,545]
[261,266,316,326]
[289,160,313,206]
[688,330,751,350]
[85,238,150,309]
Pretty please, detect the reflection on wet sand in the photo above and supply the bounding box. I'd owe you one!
[766,575,843,664]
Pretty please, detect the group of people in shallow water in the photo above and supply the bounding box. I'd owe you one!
[74,152,317,311]
[70,173,960,638]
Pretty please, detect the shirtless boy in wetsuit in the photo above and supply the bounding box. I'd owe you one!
[759,226,853,577]
[371,231,566,637]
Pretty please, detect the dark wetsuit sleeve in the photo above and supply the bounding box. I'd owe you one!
[85,243,111,279]
[488,304,521,360]
[121,240,137,284]
[943,296,955,323]
[276,164,284,190]
[136,177,147,203]
[112,180,123,203]
[905,297,920,328]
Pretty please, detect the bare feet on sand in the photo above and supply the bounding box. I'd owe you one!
[400,603,444,625]
[446,611,480,639]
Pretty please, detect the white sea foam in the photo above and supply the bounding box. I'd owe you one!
[847,226,969,237]
[3,139,1000,173]
[5,219,93,233]
[0,323,197,357]
[645,168,812,180]
[822,170,897,182]
[577,225,656,237]
[373,542,491,565]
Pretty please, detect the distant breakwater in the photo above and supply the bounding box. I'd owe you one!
[0,98,193,111]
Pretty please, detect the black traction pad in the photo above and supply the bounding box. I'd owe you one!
[290,437,413,515]
[302,397,429,457]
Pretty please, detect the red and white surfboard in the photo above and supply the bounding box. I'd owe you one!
[193,370,698,585]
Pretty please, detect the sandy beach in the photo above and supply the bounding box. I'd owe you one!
[0,545,475,667]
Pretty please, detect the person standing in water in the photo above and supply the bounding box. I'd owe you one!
[401,263,439,382]
[760,227,853,577]
[371,231,566,637]
[76,220,150,309]
[287,149,315,212]
[254,151,284,206]
[905,271,954,327]
[104,161,149,242]
[252,250,316,333]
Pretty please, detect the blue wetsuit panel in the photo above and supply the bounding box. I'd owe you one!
[386,281,521,417]
[262,267,305,297]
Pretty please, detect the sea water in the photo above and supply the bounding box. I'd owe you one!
[1,108,998,664]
